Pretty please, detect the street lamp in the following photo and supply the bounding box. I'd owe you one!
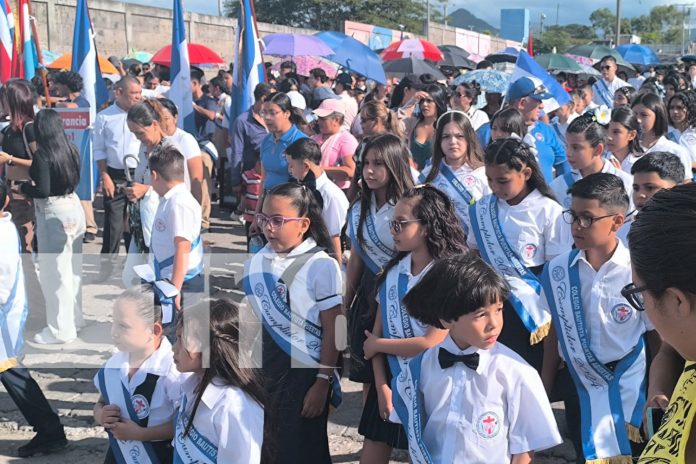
[540,13,547,35]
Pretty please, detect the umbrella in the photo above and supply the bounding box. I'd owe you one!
[682,55,696,63]
[151,43,225,66]
[566,44,634,69]
[438,50,476,69]
[123,155,146,254]
[439,45,470,58]
[270,56,338,77]
[485,47,521,64]
[126,50,154,64]
[453,69,510,94]
[381,39,444,62]
[617,44,659,66]
[41,50,61,66]
[383,57,445,80]
[47,53,119,74]
[262,33,334,57]
[314,31,386,84]
[535,53,584,73]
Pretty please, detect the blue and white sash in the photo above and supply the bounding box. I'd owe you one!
[96,368,161,464]
[552,120,566,145]
[401,353,435,464]
[469,196,551,344]
[174,395,218,464]
[594,79,614,108]
[542,251,646,462]
[432,163,476,233]
[347,203,394,274]
[0,239,27,372]
[153,235,204,282]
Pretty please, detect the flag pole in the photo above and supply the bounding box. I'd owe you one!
[26,0,49,106]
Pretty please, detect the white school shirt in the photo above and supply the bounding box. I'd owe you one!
[643,136,692,181]
[315,171,349,237]
[150,183,203,280]
[679,127,696,167]
[608,151,644,174]
[550,160,634,210]
[134,137,192,189]
[467,190,572,268]
[463,107,489,131]
[562,241,653,364]
[177,374,264,464]
[93,103,142,170]
[592,77,628,108]
[352,195,396,255]
[93,338,187,428]
[419,336,562,463]
[550,113,579,145]
[617,218,631,246]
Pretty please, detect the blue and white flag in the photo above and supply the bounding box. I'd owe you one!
[509,52,571,113]
[169,0,195,134]
[230,0,265,128]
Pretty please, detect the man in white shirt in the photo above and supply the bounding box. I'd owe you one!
[93,76,142,279]
[592,56,628,109]
[334,73,358,132]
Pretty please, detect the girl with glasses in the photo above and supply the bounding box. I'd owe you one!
[449,81,489,130]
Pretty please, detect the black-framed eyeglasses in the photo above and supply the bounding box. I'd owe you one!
[389,219,423,233]
[621,283,648,312]
[562,210,616,229]
[600,65,612,70]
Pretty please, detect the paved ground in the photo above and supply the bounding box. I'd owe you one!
[0,204,577,463]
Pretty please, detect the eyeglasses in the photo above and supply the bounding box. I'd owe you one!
[562,210,616,229]
[389,219,423,233]
[441,133,467,141]
[260,110,281,117]
[600,65,613,71]
[255,213,305,230]
[455,92,470,99]
[621,283,648,312]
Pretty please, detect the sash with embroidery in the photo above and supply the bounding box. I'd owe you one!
[594,79,614,107]
[400,352,435,464]
[432,163,476,233]
[174,395,218,464]
[0,238,27,372]
[243,250,342,407]
[469,196,551,344]
[347,203,394,274]
[542,250,646,463]
[97,368,161,464]
[378,266,433,463]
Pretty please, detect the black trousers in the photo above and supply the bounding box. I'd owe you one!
[0,367,63,436]
[100,168,133,257]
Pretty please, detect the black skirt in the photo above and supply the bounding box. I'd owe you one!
[348,269,378,383]
[498,298,544,372]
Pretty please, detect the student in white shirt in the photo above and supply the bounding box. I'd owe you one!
[285,138,349,259]
[173,300,265,464]
[94,286,186,463]
[399,254,562,463]
[541,173,660,463]
[612,85,636,109]
[631,92,692,181]
[667,92,696,178]
[593,56,629,109]
[606,106,645,173]
[551,112,634,210]
[468,137,571,370]
[450,81,489,130]
[550,100,579,146]
[148,145,204,315]
[421,111,490,235]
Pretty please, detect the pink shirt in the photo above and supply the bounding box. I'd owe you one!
[312,131,358,189]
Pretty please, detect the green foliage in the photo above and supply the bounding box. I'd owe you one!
[535,28,572,54]
[587,5,690,45]
[589,8,616,37]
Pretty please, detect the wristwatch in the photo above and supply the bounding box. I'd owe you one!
[316,373,334,384]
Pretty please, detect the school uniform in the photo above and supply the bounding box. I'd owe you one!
[468,190,572,369]
[607,151,644,174]
[550,113,579,146]
[592,77,629,108]
[94,338,185,463]
[358,255,433,448]
[401,336,562,463]
[678,127,696,180]
[541,241,653,463]
[243,238,342,464]
[550,160,635,210]
[420,162,490,234]
[463,107,489,131]
[174,374,264,464]
[643,136,692,182]
[315,171,349,238]
[346,196,396,382]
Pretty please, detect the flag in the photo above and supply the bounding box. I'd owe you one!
[0,0,14,83]
[168,0,195,134]
[17,0,38,80]
[527,31,533,57]
[71,0,108,123]
[508,51,570,113]
[230,0,265,128]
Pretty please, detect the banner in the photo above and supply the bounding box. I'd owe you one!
[56,108,96,201]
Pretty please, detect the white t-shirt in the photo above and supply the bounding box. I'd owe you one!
[678,127,696,169]
[463,107,490,131]
[339,91,359,132]
[643,135,692,181]
[467,190,571,267]
[177,374,264,464]
[418,336,562,462]
[550,160,634,211]
[315,172,349,237]
[150,183,203,280]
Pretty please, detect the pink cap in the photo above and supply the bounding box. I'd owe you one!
[313,98,346,118]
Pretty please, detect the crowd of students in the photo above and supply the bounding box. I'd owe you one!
[0,52,695,463]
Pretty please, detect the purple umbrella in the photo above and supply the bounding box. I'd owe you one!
[262,33,334,57]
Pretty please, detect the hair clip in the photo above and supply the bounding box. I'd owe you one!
[436,110,469,129]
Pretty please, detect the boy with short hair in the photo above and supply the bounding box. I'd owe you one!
[541,173,660,464]
[148,145,204,317]
[285,138,349,259]
[397,254,562,463]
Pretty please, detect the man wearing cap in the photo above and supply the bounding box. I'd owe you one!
[592,56,628,109]
[334,73,358,131]
[311,99,358,191]
[505,76,570,182]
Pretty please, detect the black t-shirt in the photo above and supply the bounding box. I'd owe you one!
[1,122,36,160]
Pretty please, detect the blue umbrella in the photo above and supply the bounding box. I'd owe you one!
[315,31,386,84]
[453,70,510,94]
[617,44,659,66]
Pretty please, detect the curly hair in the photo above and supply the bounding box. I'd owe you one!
[52,71,84,93]
[668,91,696,129]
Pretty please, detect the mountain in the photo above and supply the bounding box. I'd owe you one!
[447,8,499,35]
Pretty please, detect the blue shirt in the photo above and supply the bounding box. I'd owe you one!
[476,122,491,148]
[530,121,570,182]
[260,125,307,189]
[229,110,268,185]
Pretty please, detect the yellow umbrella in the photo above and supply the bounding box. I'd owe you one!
[47,53,119,75]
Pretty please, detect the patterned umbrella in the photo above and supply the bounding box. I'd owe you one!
[270,56,338,77]
[453,69,510,94]
[262,33,334,57]
[381,38,444,62]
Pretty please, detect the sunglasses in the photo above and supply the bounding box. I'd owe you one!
[621,283,648,312]
[600,65,613,71]
[389,219,422,233]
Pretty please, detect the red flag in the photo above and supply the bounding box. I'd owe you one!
[528,31,534,57]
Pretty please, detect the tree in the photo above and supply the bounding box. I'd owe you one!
[589,8,616,37]
[561,24,596,40]
[536,28,572,54]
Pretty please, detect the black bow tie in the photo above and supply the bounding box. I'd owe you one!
[438,348,480,370]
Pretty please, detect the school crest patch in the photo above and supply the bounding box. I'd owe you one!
[521,243,538,260]
[535,132,545,142]
[464,175,476,187]
[611,304,632,324]
[131,394,150,420]
[476,412,501,439]
[154,218,167,232]
[552,266,565,282]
